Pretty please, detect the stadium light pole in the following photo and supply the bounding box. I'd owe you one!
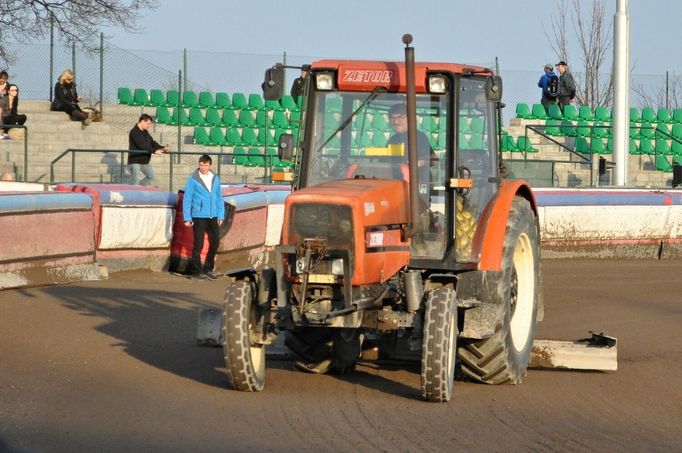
[612,0,630,186]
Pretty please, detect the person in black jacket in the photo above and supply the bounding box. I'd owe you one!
[50,69,92,127]
[0,84,27,134]
[556,61,577,111]
[128,113,169,186]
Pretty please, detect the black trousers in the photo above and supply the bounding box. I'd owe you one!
[188,217,220,274]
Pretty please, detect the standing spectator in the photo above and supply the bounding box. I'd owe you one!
[0,71,9,98]
[537,63,558,112]
[50,69,92,127]
[0,84,27,135]
[290,68,308,104]
[127,113,168,186]
[182,154,224,280]
[556,61,577,111]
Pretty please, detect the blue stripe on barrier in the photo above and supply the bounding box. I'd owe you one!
[223,191,269,211]
[98,190,178,206]
[0,192,93,213]
[535,190,682,207]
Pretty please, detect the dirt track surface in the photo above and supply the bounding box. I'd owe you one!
[1,260,681,452]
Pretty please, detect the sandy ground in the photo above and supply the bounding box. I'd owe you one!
[1,259,681,452]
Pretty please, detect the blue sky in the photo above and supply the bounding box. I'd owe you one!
[104,0,680,75]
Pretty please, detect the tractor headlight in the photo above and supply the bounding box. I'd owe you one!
[331,258,345,276]
[428,75,447,94]
[316,72,335,91]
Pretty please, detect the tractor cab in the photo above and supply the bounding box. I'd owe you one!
[268,59,503,268]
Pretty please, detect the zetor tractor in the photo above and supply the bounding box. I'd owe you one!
[222,35,541,402]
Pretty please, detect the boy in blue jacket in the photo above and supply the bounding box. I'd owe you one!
[182,154,224,280]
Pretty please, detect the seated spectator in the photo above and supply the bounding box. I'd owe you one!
[0,171,15,181]
[0,84,27,135]
[50,69,93,128]
[0,70,9,98]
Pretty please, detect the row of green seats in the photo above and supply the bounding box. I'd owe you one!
[543,119,682,141]
[516,103,682,124]
[193,126,298,147]
[230,147,294,170]
[155,106,301,128]
[118,87,301,112]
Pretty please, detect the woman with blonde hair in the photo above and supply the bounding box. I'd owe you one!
[50,69,92,127]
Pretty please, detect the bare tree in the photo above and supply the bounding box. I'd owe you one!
[0,0,158,66]
[545,0,613,107]
[632,73,682,110]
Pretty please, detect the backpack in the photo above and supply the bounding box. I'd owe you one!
[547,74,559,98]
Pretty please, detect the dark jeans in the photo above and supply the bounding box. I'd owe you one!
[3,113,26,133]
[558,96,572,112]
[541,97,557,113]
[188,217,220,275]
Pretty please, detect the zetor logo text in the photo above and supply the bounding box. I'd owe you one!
[342,69,393,84]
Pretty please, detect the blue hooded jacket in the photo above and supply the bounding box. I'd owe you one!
[538,70,558,99]
[182,169,225,221]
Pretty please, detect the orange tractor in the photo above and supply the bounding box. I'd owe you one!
[222,35,541,402]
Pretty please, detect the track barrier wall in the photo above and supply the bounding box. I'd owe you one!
[1,184,680,289]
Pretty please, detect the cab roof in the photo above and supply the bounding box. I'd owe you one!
[311,59,492,92]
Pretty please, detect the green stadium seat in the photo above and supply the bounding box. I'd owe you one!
[517,136,538,152]
[640,107,657,124]
[155,107,172,125]
[657,107,673,123]
[233,147,250,166]
[231,93,249,110]
[546,103,563,120]
[193,127,210,145]
[205,108,222,126]
[117,87,133,105]
[673,154,682,165]
[166,90,180,107]
[148,89,166,107]
[531,103,548,119]
[561,119,577,137]
[656,139,672,155]
[273,111,290,129]
[655,155,673,172]
[638,139,654,155]
[578,105,595,121]
[592,138,609,154]
[373,131,388,147]
[629,138,638,154]
[629,107,641,123]
[470,117,485,134]
[222,109,239,127]
[258,128,276,147]
[171,108,188,126]
[248,93,265,110]
[209,127,226,146]
[182,91,199,108]
[500,135,517,152]
[575,137,591,154]
[133,88,148,106]
[265,99,283,111]
[576,121,591,137]
[594,106,611,122]
[459,134,472,150]
[515,103,532,119]
[215,92,231,109]
[672,124,682,139]
[248,147,266,167]
[326,97,342,112]
[639,124,656,139]
[629,126,641,139]
[187,107,205,126]
[241,127,259,146]
[281,95,300,112]
[225,128,243,146]
[545,119,563,136]
[198,91,215,109]
[256,110,269,127]
[591,121,609,138]
[672,139,682,156]
[672,108,682,124]
[238,109,256,127]
[469,134,485,149]
[421,116,439,132]
[562,104,579,121]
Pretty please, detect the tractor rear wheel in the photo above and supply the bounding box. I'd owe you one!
[458,197,540,384]
[421,287,458,402]
[223,279,266,391]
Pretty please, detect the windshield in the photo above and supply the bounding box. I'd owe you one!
[304,91,447,193]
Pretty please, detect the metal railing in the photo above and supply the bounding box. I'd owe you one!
[49,148,286,190]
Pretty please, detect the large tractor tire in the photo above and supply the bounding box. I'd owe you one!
[285,327,360,375]
[458,197,540,384]
[223,280,266,391]
[421,287,458,402]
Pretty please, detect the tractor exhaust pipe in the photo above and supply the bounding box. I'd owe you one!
[403,34,420,238]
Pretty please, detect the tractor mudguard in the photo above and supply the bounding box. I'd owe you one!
[475,179,538,272]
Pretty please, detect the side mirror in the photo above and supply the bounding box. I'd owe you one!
[262,64,284,101]
[278,133,295,161]
[485,75,503,102]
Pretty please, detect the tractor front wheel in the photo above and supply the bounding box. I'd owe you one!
[223,279,266,391]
